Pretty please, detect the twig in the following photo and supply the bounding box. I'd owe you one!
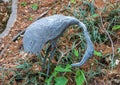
[0,43,10,57]
[100,14,115,69]
[34,0,59,21]
[34,10,49,21]
[0,0,18,38]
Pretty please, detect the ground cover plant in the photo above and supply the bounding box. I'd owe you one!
[0,0,120,85]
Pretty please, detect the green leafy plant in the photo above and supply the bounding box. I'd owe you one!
[31,4,38,10]
[55,64,72,72]
[92,14,99,18]
[112,25,120,31]
[94,50,102,57]
[46,65,87,85]
[75,70,86,85]
[73,49,79,57]
[46,65,71,85]
[45,71,57,85]
[55,77,68,85]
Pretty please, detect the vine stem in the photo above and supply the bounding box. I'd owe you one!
[100,14,115,70]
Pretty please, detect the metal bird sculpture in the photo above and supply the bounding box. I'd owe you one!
[23,14,94,67]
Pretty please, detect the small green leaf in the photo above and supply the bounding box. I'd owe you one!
[75,70,85,85]
[29,17,33,21]
[21,2,27,7]
[112,25,120,31]
[16,62,31,69]
[45,71,57,85]
[92,14,99,18]
[31,4,38,10]
[117,48,120,53]
[70,0,76,3]
[16,64,24,69]
[55,65,72,72]
[65,64,72,69]
[94,50,102,57]
[73,49,79,57]
[16,64,28,69]
[55,77,68,85]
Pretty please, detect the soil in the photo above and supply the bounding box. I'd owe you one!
[0,1,11,33]
[0,0,120,85]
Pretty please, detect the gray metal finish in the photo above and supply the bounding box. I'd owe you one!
[23,14,94,67]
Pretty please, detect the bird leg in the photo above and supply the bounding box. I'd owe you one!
[46,40,57,75]
[49,41,57,60]
[42,41,56,68]
[43,44,51,66]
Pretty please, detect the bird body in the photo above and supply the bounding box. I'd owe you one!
[23,15,79,54]
[23,14,94,67]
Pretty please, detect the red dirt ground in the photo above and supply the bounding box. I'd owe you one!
[0,0,120,85]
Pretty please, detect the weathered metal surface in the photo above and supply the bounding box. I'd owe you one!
[23,14,94,66]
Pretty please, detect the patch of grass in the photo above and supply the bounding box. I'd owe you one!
[8,59,86,85]
[4,0,120,84]
[65,0,120,83]
[8,58,47,84]
[46,65,86,85]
